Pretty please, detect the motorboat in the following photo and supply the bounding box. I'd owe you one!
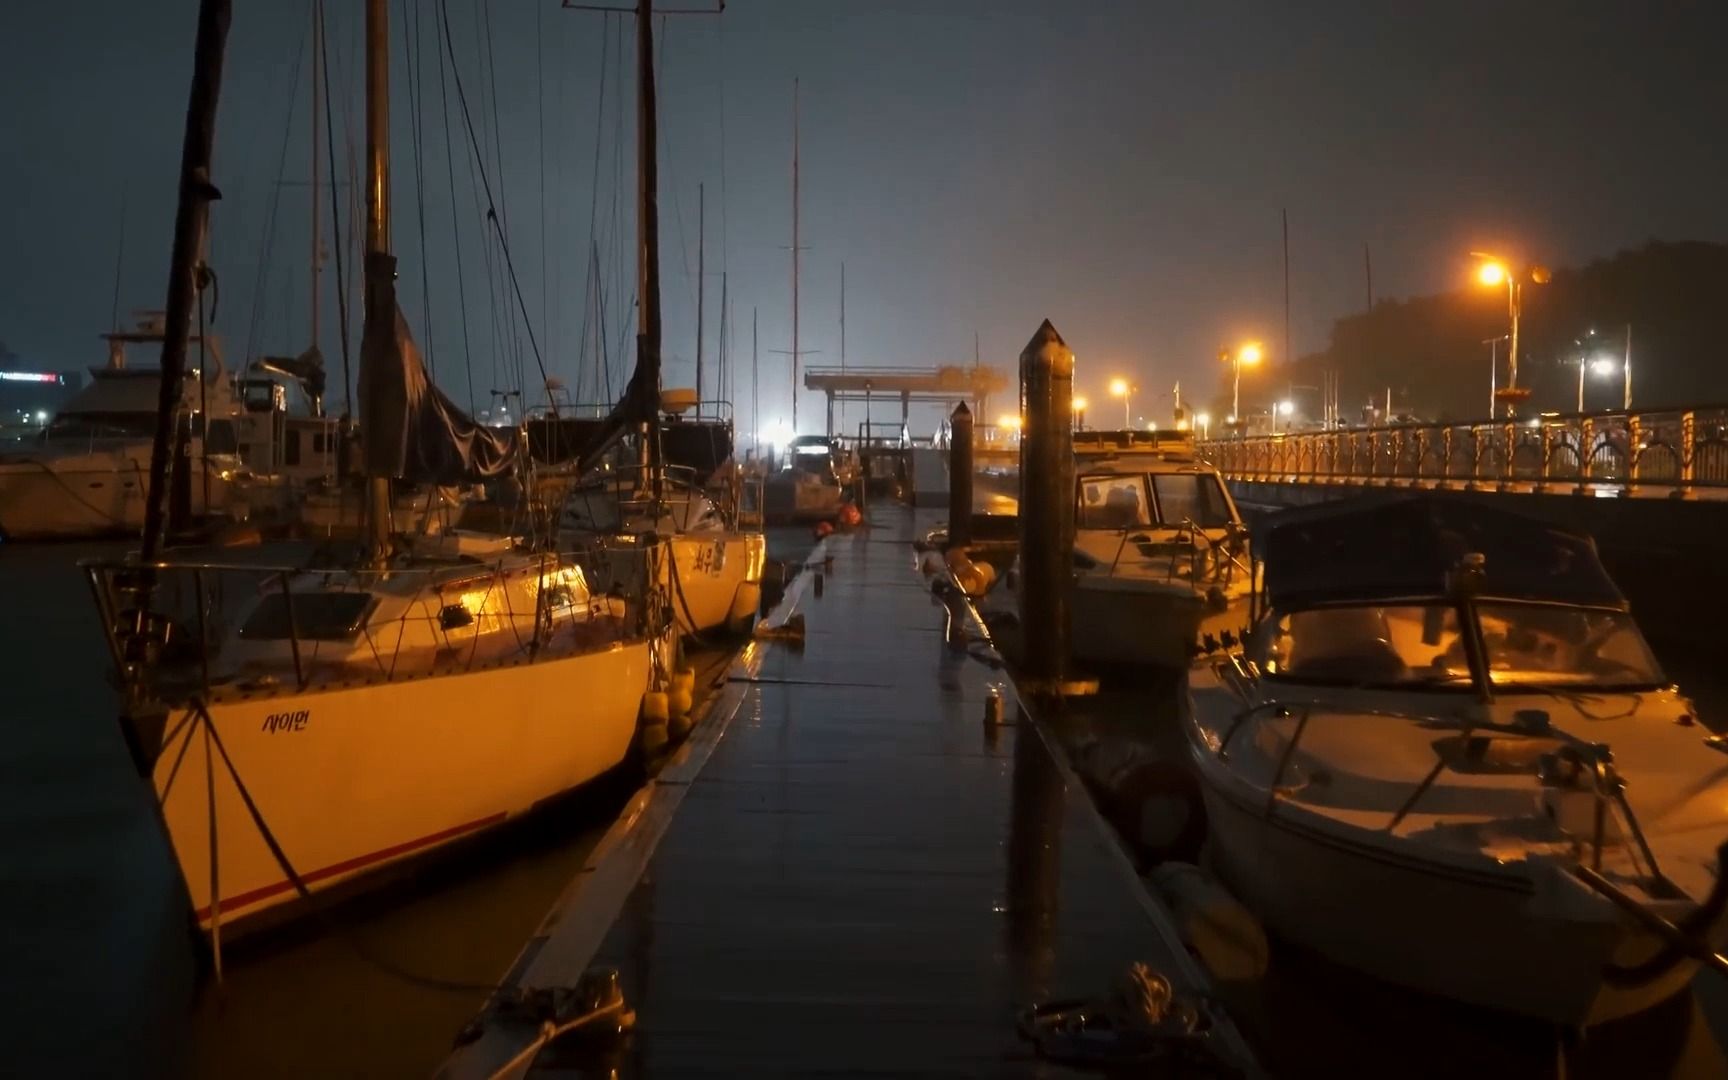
[1186,495,1728,1027]
[981,430,1252,672]
[87,529,656,936]
[559,458,765,639]
[764,434,848,523]
[0,313,247,540]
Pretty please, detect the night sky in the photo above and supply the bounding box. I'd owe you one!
[2,1,1724,435]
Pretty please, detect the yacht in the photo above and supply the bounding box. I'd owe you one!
[0,313,246,540]
[1186,495,1728,1026]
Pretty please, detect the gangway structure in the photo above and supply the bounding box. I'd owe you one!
[803,364,1008,437]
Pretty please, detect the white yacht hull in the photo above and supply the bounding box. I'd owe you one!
[1069,574,1242,669]
[1193,738,1704,1026]
[154,640,650,933]
[0,456,229,540]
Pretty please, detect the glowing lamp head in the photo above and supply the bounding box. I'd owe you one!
[1591,358,1618,378]
[1071,396,1088,413]
[1109,377,1130,397]
[1278,400,1294,416]
[1238,343,1263,366]
[1195,412,1211,428]
[1476,262,1508,287]
[997,414,1022,431]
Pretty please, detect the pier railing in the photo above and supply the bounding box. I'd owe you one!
[1198,405,1728,495]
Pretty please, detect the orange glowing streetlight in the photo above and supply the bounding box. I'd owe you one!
[1471,251,1551,417]
[1071,395,1088,431]
[1108,377,1134,428]
[1220,343,1263,435]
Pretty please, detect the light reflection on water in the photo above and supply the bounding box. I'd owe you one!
[1,527,821,1078]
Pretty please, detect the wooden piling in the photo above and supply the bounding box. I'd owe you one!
[1017,321,1074,690]
[948,402,974,548]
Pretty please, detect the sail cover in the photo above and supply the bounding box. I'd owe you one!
[1257,494,1625,610]
[359,252,518,484]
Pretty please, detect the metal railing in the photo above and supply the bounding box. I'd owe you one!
[84,540,659,704]
[1198,405,1728,495]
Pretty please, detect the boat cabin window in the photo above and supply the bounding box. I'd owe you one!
[1150,473,1233,529]
[1077,475,1151,529]
[239,592,375,642]
[204,419,238,455]
[1263,601,1664,689]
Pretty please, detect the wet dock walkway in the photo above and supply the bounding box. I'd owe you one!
[442,505,1248,1078]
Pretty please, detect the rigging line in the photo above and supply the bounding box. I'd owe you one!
[242,19,309,368]
[318,0,354,417]
[479,0,524,399]
[463,0,504,402]
[656,15,701,335]
[400,0,436,378]
[109,191,128,333]
[601,10,628,403]
[576,11,611,403]
[537,0,549,387]
[438,0,555,410]
[434,0,477,413]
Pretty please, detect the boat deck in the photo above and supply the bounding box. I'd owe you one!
[440,505,1249,1077]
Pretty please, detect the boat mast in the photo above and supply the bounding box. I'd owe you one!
[139,0,231,569]
[790,76,799,434]
[363,0,392,559]
[696,180,704,403]
[310,0,321,352]
[636,0,664,494]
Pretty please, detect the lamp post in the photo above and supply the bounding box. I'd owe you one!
[1481,335,1507,419]
[1109,377,1133,428]
[1472,252,1550,417]
[1071,395,1087,432]
[1195,411,1211,440]
[1222,342,1262,436]
[1274,399,1294,434]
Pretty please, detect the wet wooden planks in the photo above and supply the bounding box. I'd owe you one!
[444,505,1239,1078]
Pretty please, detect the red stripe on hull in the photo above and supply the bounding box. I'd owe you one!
[193,810,510,921]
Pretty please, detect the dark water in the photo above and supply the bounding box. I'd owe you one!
[0,528,819,1079]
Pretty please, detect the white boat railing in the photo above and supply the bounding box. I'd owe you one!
[1103,517,1250,590]
[84,541,662,704]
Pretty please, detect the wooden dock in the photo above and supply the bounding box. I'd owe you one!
[441,505,1253,1078]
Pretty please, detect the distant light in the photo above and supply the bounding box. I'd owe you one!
[1278,399,1294,416]
[1071,396,1088,412]
[997,414,1022,431]
[764,420,795,449]
[1109,378,1130,397]
[0,371,58,384]
[1591,358,1617,377]
[1528,417,1542,429]
[1225,414,1237,424]
[1174,419,1189,431]
[1476,262,1507,287]
[35,410,48,423]
[1195,412,1211,428]
[1238,343,1263,366]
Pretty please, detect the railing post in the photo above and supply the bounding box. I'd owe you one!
[1678,410,1697,498]
[1018,321,1074,692]
[1532,422,1550,493]
[1625,414,1642,497]
[1437,428,1454,489]
[948,402,973,549]
[1575,417,1595,495]
[1500,422,1516,490]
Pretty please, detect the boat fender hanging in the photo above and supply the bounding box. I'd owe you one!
[642,691,670,726]
[1146,861,1268,984]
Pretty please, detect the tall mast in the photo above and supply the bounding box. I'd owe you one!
[752,306,759,450]
[790,77,799,433]
[363,0,392,558]
[309,0,322,349]
[696,181,705,402]
[140,0,230,568]
[636,0,664,484]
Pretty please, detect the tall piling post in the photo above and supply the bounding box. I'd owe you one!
[948,402,974,549]
[1018,321,1074,690]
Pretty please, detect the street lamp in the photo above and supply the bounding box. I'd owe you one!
[1482,335,1508,420]
[1195,411,1211,440]
[1275,398,1294,433]
[1109,377,1133,428]
[1221,342,1262,435]
[1471,251,1551,416]
[1071,395,1087,431]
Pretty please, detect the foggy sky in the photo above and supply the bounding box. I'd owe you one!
[2,0,1724,435]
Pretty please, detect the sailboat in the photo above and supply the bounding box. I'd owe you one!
[552,0,765,641]
[86,0,664,945]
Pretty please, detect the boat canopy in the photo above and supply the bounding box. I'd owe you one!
[1256,495,1626,611]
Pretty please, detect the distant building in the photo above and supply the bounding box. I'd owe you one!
[0,341,84,430]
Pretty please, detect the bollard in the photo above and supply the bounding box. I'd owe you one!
[948,402,974,549]
[1017,320,1075,690]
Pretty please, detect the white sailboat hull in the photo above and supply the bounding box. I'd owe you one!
[155,640,650,932]
[667,532,765,637]
[1070,574,1207,668]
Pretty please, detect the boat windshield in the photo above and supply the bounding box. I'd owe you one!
[238,592,375,642]
[1264,601,1664,690]
[1078,475,1151,529]
[1150,473,1234,529]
